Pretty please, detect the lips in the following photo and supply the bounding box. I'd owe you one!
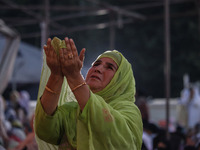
[90,75,101,81]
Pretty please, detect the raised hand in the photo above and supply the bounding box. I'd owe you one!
[44,38,63,77]
[59,37,85,80]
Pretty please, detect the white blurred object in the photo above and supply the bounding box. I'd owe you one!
[183,73,190,89]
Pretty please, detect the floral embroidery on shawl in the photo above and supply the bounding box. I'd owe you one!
[102,108,113,122]
[58,134,76,150]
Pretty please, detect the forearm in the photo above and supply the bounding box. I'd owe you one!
[67,73,90,111]
[41,74,64,115]
[35,100,64,145]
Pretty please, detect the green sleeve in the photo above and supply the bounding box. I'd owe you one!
[34,100,78,146]
[78,92,143,150]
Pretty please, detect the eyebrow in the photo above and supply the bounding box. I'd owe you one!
[95,60,118,70]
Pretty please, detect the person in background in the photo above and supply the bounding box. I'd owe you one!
[18,90,31,124]
[8,114,38,150]
[0,95,9,149]
[178,85,200,130]
[34,37,143,150]
[135,96,149,123]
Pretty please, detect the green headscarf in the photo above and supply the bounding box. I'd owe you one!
[95,50,136,103]
[96,50,122,66]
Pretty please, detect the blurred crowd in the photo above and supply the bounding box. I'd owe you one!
[136,82,200,150]
[0,90,37,150]
[1,81,200,150]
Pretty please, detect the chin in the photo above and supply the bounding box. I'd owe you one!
[88,85,101,93]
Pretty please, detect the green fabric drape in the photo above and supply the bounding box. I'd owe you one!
[34,49,76,150]
[34,50,143,150]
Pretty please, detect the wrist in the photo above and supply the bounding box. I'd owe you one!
[67,73,85,88]
[49,73,64,81]
[47,74,64,91]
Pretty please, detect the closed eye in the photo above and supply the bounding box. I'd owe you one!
[106,63,117,71]
[107,65,114,70]
[93,62,100,66]
[92,60,102,67]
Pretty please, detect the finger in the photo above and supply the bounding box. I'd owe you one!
[79,48,86,62]
[52,48,58,57]
[44,38,51,55]
[49,40,57,56]
[61,47,71,62]
[64,37,72,53]
[60,48,69,62]
[59,48,65,63]
[43,45,48,56]
[47,38,51,50]
[43,45,47,51]
[69,38,78,57]
[47,38,54,56]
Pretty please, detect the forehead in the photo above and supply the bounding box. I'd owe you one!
[96,57,118,67]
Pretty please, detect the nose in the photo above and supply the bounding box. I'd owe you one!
[94,65,104,74]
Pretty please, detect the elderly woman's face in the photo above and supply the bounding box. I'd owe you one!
[85,57,118,93]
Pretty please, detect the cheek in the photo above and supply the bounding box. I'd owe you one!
[104,72,115,85]
[85,68,93,82]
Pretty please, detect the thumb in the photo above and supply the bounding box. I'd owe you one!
[79,48,86,62]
